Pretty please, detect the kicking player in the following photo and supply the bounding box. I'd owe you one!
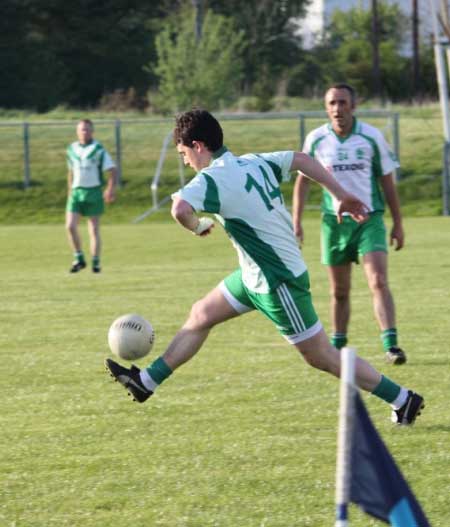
[106,109,423,425]
[293,83,406,365]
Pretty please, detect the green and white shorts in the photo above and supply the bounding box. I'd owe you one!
[66,186,104,217]
[220,269,322,344]
[321,211,387,265]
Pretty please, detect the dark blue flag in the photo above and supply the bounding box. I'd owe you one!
[350,393,430,526]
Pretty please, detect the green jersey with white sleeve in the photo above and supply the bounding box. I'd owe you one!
[174,147,307,294]
[303,118,399,215]
[67,140,115,189]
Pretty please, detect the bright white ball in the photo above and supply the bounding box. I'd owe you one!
[108,314,155,361]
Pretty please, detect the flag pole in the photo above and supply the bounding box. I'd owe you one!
[335,347,357,527]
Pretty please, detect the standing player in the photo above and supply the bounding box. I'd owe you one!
[105,109,423,425]
[293,84,406,365]
[66,119,117,273]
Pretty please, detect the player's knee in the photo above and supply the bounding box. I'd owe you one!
[331,285,350,302]
[66,221,76,234]
[187,300,215,330]
[88,221,100,235]
[300,348,333,372]
[300,348,320,368]
[296,335,340,375]
[368,273,388,292]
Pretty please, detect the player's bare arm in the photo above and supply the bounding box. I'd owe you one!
[290,152,368,223]
[380,173,404,250]
[292,173,311,242]
[103,167,117,203]
[67,170,73,195]
[171,196,214,236]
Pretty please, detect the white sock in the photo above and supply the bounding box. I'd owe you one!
[140,369,159,392]
[391,387,409,410]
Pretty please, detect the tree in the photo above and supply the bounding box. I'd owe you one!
[0,0,174,110]
[286,2,437,102]
[207,0,309,97]
[322,4,412,100]
[154,9,246,112]
[286,52,326,99]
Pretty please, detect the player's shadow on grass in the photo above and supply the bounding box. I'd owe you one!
[409,360,450,367]
[424,425,450,432]
[0,180,43,189]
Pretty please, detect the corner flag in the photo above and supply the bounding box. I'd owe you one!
[350,393,430,526]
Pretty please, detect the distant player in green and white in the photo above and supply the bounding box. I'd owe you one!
[293,84,406,365]
[66,119,117,273]
[106,109,424,426]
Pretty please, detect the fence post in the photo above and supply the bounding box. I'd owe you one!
[23,122,31,189]
[443,142,450,216]
[392,112,400,181]
[299,114,306,150]
[115,119,122,187]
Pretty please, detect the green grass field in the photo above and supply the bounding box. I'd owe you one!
[1,218,449,526]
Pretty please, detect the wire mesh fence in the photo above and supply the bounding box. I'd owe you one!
[0,111,400,191]
[0,112,404,223]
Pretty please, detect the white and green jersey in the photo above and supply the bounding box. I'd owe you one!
[67,140,115,189]
[174,147,307,294]
[304,118,399,215]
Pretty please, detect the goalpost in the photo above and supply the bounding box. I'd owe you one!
[429,0,450,214]
[132,130,186,223]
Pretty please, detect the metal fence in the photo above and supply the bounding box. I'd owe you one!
[0,118,174,189]
[0,110,400,221]
[0,110,400,191]
[442,142,450,215]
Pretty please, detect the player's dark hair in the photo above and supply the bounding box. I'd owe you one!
[327,83,356,105]
[173,109,223,152]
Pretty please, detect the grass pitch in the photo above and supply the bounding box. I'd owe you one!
[1,218,449,526]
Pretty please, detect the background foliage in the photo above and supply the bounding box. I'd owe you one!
[0,0,437,112]
[154,9,245,112]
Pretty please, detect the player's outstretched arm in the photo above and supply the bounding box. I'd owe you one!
[291,152,368,223]
[171,197,215,236]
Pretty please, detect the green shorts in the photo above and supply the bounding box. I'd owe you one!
[321,212,387,265]
[220,269,322,344]
[66,187,104,217]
